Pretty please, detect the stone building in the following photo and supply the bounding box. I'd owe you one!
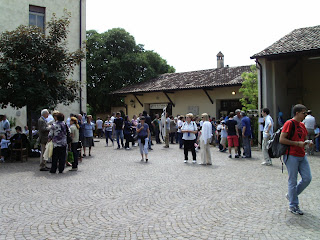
[112,53,251,119]
[0,0,87,129]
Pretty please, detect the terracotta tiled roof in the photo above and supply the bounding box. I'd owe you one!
[251,25,320,59]
[112,65,251,94]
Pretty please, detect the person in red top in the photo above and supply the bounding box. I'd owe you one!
[280,104,313,215]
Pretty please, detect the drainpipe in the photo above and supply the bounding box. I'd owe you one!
[256,59,263,149]
[256,59,263,111]
[79,0,82,113]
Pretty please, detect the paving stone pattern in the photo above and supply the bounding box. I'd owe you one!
[0,140,320,240]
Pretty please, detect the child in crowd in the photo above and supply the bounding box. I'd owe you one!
[1,134,10,162]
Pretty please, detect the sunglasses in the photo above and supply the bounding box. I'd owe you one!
[302,112,308,115]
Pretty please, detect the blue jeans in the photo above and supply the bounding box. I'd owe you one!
[284,155,312,208]
[138,138,149,155]
[105,130,113,145]
[177,132,183,148]
[242,136,251,158]
[315,136,319,152]
[115,130,124,148]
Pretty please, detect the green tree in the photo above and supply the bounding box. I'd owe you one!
[86,28,175,114]
[239,65,258,111]
[0,12,85,139]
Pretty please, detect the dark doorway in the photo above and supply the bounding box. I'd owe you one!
[218,99,242,118]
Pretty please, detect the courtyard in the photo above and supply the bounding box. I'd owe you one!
[0,140,319,240]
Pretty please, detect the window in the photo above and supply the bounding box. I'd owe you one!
[29,5,45,31]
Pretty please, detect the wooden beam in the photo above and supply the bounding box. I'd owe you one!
[203,89,214,104]
[133,94,143,107]
[163,92,175,107]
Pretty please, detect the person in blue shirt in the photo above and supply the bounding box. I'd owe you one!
[241,111,252,158]
[1,134,10,162]
[83,115,95,157]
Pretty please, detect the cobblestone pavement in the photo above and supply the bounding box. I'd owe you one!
[0,139,319,240]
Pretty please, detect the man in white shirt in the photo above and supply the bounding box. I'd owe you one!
[261,108,274,166]
[96,117,104,138]
[181,113,198,163]
[177,115,184,149]
[303,110,316,155]
[217,120,228,152]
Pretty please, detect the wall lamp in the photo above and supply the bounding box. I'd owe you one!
[130,99,135,108]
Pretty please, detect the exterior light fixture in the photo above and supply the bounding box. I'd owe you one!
[232,91,236,95]
[130,99,135,108]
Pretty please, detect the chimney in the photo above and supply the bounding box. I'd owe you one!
[217,51,224,68]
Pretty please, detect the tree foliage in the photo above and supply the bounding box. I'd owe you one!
[86,28,175,114]
[0,12,85,111]
[239,65,258,111]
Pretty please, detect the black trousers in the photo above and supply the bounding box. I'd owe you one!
[184,140,196,160]
[170,132,175,144]
[155,128,160,143]
[71,143,79,169]
[124,133,134,148]
[50,146,66,173]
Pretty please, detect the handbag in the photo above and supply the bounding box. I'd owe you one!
[43,141,53,160]
[67,151,74,163]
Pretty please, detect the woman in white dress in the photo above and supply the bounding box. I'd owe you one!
[199,113,212,165]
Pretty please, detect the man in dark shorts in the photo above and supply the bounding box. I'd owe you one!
[225,112,240,158]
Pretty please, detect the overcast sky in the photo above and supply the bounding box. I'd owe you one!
[86,0,320,73]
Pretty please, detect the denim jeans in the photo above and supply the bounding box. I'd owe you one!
[105,130,113,145]
[177,132,183,148]
[242,136,251,158]
[115,130,124,148]
[138,138,149,155]
[284,154,312,208]
[316,136,319,152]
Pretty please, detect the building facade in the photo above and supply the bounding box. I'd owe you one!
[113,53,251,119]
[251,25,320,128]
[0,0,86,129]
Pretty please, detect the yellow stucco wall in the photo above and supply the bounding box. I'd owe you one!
[0,0,86,130]
[124,86,243,118]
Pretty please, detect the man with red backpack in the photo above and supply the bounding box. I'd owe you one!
[280,104,313,215]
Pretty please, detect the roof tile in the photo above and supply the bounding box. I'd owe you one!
[251,25,320,58]
[112,65,251,94]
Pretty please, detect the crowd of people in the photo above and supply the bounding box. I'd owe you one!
[0,104,318,216]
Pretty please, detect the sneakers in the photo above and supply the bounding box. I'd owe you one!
[69,168,78,171]
[192,160,196,164]
[228,155,232,158]
[235,155,240,158]
[261,161,272,166]
[285,193,289,201]
[184,160,188,163]
[289,206,304,215]
[125,147,130,150]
